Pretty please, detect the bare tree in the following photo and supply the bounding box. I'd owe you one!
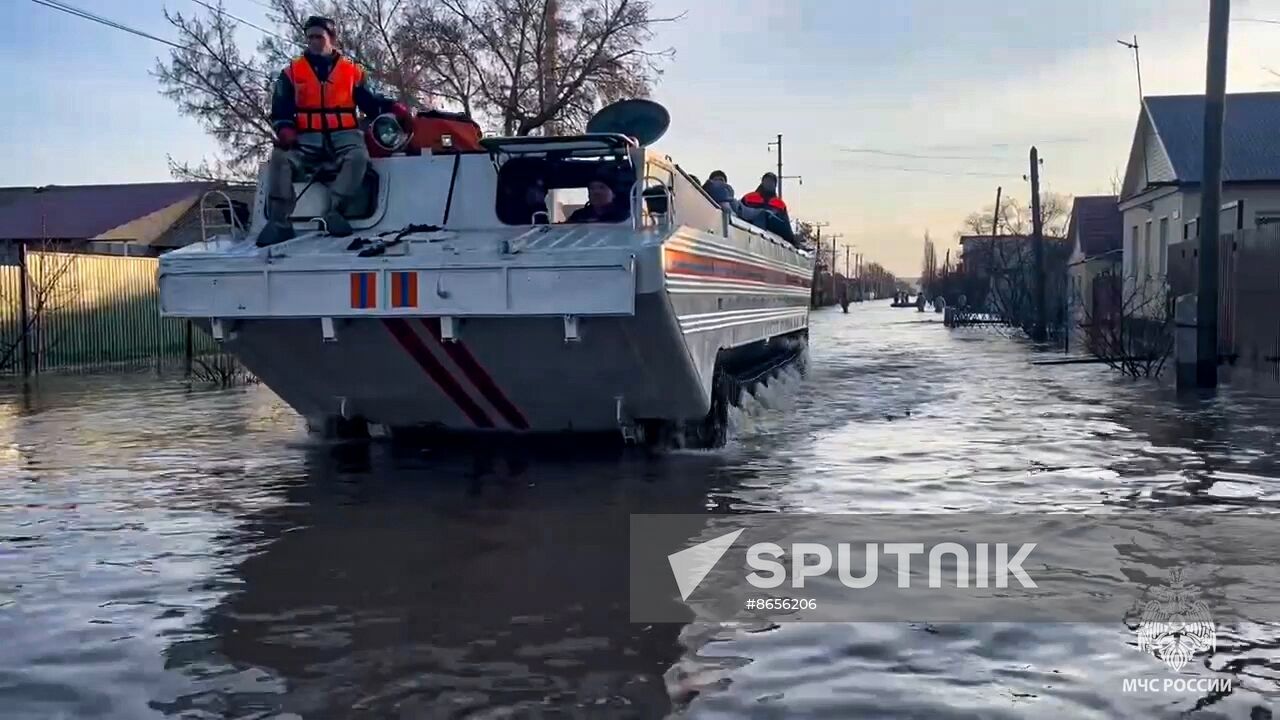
[191,352,260,386]
[0,240,81,374]
[1109,167,1124,197]
[959,234,1070,339]
[861,261,904,299]
[921,231,937,295]
[155,0,679,181]
[962,192,1071,239]
[429,0,680,135]
[1074,272,1173,378]
[155,5,281,182]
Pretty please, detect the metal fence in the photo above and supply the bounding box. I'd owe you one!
[0,250,220,375]
[1168,225,1280,379]
[1233,228,1280,379]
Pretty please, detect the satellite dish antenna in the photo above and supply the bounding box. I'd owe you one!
[586,99,670,147]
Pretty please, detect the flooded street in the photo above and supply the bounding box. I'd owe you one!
[2,303,1279,719]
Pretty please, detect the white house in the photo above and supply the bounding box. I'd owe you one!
[1065,195,1122,350]
[1119,92,1280,287]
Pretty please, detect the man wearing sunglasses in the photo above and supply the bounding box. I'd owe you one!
[257,16,414,246]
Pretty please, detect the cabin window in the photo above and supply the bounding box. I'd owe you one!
[494,156,636,226]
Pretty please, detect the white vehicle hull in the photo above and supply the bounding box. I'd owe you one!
[160,141,812,443]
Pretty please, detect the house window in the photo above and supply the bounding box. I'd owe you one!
[1129,224,1139,278]
[1143,220,1153,278]
[1158,217,1169,277]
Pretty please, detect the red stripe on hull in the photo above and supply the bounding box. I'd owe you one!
[383,318,494,428]
[663,248,811,289]
[421,319,530,430]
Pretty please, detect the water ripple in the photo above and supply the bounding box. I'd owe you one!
[1,306,1279,718]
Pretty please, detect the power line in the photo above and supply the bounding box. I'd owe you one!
[840,147,1004,162]
[27,0,272,80]
[841,163,1017,179]
[189,0,298,47]
[29,0,186,50]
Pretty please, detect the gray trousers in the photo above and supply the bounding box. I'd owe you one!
[265,129,369,223]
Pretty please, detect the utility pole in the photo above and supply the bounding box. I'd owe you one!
[1197,0,1231,388]
[828,233,844,278]
[827,233,844,307]
[845,245,851,277]
[767,134,782,194]
[1118,36,1149,186]
[766,135,803,197]
[990,186,1003,237]
[809,221,829,308]
[1029,147,1047,342]
[812,221,830,257]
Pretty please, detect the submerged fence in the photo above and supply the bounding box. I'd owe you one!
[0,249,220,376]
[1168,225,1280,380]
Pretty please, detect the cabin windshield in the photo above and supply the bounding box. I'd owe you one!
[495,154,637,226]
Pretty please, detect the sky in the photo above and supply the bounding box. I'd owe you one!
[3,1,1280,275]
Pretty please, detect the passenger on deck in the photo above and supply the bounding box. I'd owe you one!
[703,172,738,211]
[741,172,790,220]
[567,178,629,224]
[255,16,414,247]
[702,170,729,196]
[736,172,798,246]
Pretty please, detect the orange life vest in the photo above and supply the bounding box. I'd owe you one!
[742,191,788,214]
[287,55,363,132]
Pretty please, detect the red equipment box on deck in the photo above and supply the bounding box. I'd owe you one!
[410,110,483,153]
[366,110,484,158]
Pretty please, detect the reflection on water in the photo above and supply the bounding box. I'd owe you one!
[1,305,1279,718]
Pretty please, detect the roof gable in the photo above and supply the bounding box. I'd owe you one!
[1144,92,1280,184]
[1067,195,1122,258]
[1121,106,1178,200]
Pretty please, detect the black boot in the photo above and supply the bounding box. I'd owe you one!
[255,222,296,247]
[323,210,354,237]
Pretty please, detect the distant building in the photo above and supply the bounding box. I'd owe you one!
[1119,92,1280,286]
[0,181,251,255]
[1064,196,1123,350]
[0,182,249,374]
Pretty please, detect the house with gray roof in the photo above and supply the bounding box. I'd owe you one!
[1119,92,1280,284]
[0,182,251,375]
[0,182,251,257]
[1064,195,1123,350]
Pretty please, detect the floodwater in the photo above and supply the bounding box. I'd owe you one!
[2,304,1279,719]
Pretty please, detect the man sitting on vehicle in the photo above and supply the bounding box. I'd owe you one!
[703,172,739,212]
[740,172,790,220]
[702,169,729,195]
[739,172,798,245]
[255,16,414,247]
[567,177,629,224]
